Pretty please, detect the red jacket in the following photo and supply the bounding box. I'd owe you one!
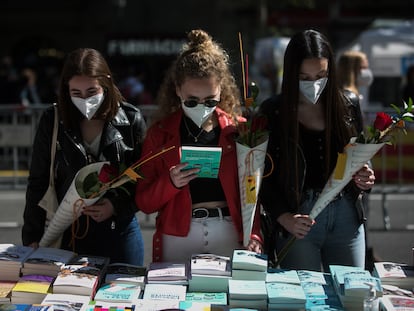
[135,108,262,262]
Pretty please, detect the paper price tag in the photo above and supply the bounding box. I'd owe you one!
[245,176,256,204]
[333,152,347,180]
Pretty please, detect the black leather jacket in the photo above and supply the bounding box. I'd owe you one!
[259,91,364,231]
[22,102,146,249]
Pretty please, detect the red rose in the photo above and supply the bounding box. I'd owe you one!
[98,163,118,183]
[373,112,393,131]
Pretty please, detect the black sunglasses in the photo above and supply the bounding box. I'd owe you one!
[182,99,220,108]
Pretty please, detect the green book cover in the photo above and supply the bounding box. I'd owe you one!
[180,146,222,178]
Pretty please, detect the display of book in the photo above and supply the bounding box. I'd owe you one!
[380,294,414,311]
[373,262,414,290]
[0,244,35,281]
[11,275,54,304]
[52,255,110,299]
[180,146,222,178]
[21,247,76,277]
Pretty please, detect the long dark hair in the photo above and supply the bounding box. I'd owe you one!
[57,48,124,129]
[279,30,355,200]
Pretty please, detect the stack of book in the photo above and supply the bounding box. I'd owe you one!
[0,244,34,281]
[231,249,268,281]
[146,261,189,285]
[188,253,232,292]
[373,261,414,291]
[228,279,267,310]
[329,264,383,311]
[0,280,17,303]
[265,269,306,310]
[10,274,54,304]
[297,269,343,309]
[21,247,76,277]
[52,255,110,299]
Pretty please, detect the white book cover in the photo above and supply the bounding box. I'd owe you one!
[0,244,34,264]
[228,279,267,300]
[23,247,75,271]
[297,270,328,285]
[94,283,142,303]
[266,282,307,303]
[190,253,231,276]
[380,295,414,311]
[231,249,268,272]
[133,298,180,310]
[142,283,187,301]
[41,293,91,311]
[374,262,413,279]
[147,262,188,282]
[266,268,301,284]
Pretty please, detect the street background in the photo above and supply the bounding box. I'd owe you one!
[0,189,412,268]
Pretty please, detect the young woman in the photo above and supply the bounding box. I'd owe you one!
[22,48,146,265]
[260,30,375,272]
[136,29,263,263]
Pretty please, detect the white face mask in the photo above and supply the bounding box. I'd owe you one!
[181,102,216,128]
[299,77,328,104]
[357,68,374,87]
[71,93,105,120]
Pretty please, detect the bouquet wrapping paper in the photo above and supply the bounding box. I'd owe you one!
[309,137,384,220]
[39,162,108,247]
[236,138,268,247]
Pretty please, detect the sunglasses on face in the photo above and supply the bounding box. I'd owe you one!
[181,98,220,108]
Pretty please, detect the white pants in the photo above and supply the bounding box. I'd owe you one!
[162,216,240,263]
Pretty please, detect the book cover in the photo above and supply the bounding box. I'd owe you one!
[85,300,136,311]
[297,270,329,285]
[179,301,212,311]
[343,275,383,298]
[53,255,109,299]
[0,304,33,311]
[12,275,54,295]
[185,292,227,305]
[146,261,188,284]
[380,295,414,311]
[131,299,180,311]
[41,293,91,311]
[190,254,231,276]
[374,262,414,279]
[266,281,307,303]
[0,281,16,303]
[104,263,146,286]
[228,279,267,300]
[265,268,301,284]
[94,283,141,303]
[142,283,187,301]
[180,146,222,178]
[231,250,268,272]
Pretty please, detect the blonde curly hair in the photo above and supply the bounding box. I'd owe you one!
[153,29,242,124]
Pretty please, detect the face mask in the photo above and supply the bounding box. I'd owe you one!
[357,68,373,87]
[71,93,105,120]
[299,77,328,104]
[181,102,216,128]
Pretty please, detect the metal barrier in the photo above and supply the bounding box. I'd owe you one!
[0,104,50,189]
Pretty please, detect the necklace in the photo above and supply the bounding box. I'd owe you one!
[183,117,204,142]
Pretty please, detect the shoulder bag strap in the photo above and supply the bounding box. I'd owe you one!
[48,104,58,187]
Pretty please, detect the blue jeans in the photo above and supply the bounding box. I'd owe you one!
[120,216,144,266]
[276,189,365,272]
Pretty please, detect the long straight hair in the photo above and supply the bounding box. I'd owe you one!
[279,30,355,202]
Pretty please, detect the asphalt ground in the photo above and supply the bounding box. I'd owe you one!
[0,189,413,267]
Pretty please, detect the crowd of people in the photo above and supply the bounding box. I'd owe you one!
[13,28,407,272]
